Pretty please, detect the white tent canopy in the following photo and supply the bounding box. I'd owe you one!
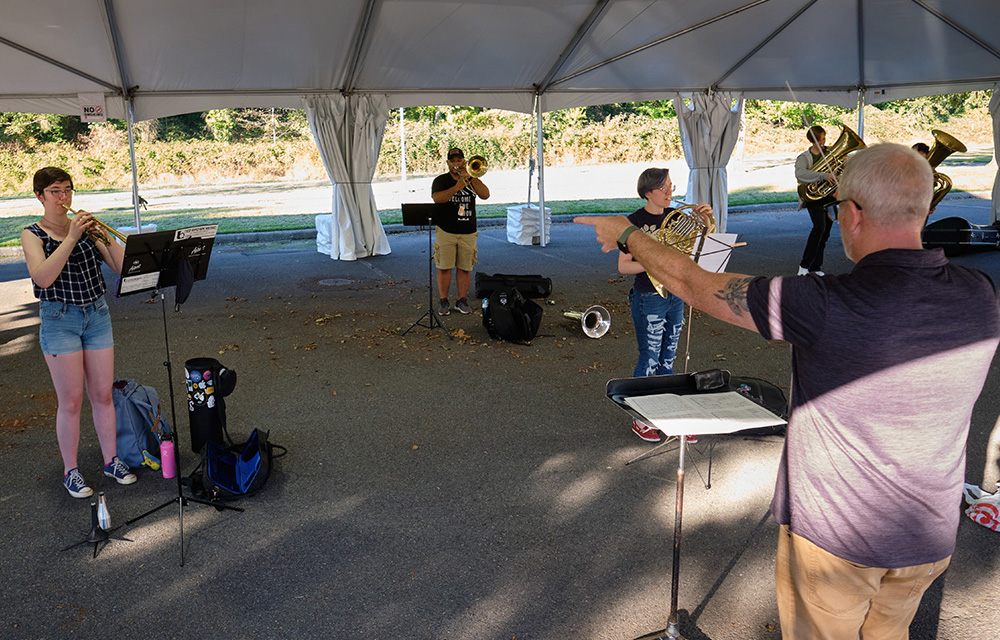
[4,0,999,118]
[3,0,999,245]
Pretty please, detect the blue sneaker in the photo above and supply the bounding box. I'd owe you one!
[64,468,94,498]
[104,457,137,485]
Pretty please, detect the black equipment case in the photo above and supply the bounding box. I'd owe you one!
[474,272,552,300]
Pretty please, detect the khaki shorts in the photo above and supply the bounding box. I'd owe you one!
[434,229,478,271]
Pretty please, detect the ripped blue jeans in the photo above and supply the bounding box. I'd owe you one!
[628,288,685,377]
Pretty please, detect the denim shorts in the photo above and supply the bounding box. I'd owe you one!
[38,298,114,356]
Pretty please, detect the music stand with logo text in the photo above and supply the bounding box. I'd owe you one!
[117,225,243,566]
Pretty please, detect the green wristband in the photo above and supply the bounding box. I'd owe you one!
[617,224,639,253]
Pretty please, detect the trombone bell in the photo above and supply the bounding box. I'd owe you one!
[564,305,611,339]
[467,155,487,178]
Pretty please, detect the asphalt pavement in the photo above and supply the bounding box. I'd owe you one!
[1,196,998,640]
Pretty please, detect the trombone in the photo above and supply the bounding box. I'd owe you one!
[463,155,488,178]
[63,204,127,245]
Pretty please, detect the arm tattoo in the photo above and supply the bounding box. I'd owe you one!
[714,276,754,317]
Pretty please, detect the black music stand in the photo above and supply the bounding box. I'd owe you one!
[607,371,785,640]
[400,203,459,340]
[116,225,243,566]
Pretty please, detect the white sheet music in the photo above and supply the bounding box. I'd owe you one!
[695,233,739,273]
[623,391,785,436]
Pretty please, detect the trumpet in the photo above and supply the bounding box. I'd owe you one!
[63,205,127,245]
[564,305,611,339]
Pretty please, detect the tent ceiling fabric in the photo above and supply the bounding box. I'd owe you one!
[2,0,999,120]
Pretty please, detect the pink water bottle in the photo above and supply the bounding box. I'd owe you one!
[160,440,177,478]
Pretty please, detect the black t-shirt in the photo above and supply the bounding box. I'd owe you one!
[431,172,477,235]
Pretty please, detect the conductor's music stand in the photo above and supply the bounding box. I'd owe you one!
[116,224,243,566]
[607,371,785,640]
[400,202,459,340]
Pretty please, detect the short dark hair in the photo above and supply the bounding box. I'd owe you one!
[911,142,930,155]
[806,125,826,144]
[637,167,669,200]
[33,166,73,194]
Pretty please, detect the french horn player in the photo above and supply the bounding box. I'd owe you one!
[617,167,711,444]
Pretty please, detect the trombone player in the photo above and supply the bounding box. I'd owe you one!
[431,147,490,316]
[21,166,135,499]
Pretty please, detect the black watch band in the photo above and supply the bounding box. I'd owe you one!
[617,224,639,253]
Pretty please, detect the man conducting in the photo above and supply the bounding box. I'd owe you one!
[576,143,1000,639]
[431,147,490,316]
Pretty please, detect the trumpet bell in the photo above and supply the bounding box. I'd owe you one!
[564,305,611,339]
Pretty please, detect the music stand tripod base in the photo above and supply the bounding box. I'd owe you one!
[400,203,460,340]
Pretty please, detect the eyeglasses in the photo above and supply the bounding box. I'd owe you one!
[44,189,74,196]
[655,185,673,194]
[831,198,859,221]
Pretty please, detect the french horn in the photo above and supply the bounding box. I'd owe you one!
[646,203,716,298]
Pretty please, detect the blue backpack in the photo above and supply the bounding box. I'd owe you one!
[112,379,172,470]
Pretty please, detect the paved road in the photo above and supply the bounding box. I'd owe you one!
[1,196,998,639]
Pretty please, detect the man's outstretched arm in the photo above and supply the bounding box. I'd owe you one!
[574,215,760,333]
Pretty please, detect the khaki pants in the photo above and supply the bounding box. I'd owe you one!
[775,525,950,640]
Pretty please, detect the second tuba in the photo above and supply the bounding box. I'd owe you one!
[797,125,866,204]
[926,130,966,210]
[647,204,716,298]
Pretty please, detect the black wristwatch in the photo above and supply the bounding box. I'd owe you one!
[617,224,639,253]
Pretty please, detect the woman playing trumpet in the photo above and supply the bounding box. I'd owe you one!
[20,166,135,499]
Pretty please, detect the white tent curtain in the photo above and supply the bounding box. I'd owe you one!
[990,83,1000,225]
[304,94,392,260]
[672,92,745,232]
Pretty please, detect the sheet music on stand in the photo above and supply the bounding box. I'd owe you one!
[697,232,740,273]
[117,224,218,297]
[622,391,785,437]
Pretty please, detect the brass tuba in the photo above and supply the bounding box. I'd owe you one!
[466,155,487,178]
[797,125,867,204]
[563,305,611,339]
[647,203,716,298]
[925,130,966,210]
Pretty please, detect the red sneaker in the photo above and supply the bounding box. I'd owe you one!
[685,434,699,444]
[632,419,662,442]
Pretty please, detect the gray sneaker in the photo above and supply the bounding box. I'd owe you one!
[454,298,473,315]
[437,298,451,316]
